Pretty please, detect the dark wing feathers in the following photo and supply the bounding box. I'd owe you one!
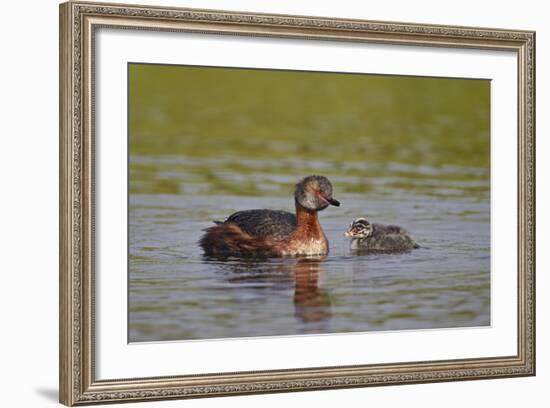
[224,209,297,240]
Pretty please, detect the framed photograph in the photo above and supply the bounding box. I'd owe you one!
[59,1,535,405]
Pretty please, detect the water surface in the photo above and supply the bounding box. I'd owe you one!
[129,159,490,341]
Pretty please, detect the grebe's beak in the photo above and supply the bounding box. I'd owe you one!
[327,197,340,207]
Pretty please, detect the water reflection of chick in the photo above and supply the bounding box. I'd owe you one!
[293,258,332,327]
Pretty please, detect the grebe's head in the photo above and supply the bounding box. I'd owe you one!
[294,175,340,211]
[344,218,373,239]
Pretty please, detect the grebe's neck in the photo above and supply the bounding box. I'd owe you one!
[284,202,329,255]
[294,202,323,236]
[350,237,366,250]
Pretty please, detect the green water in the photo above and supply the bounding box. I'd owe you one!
[128,64,490,342]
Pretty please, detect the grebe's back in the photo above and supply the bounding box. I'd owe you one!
[224,209,297,240]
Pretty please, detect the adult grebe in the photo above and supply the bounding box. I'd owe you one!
[199,175,340,257]
[344,217,419,253]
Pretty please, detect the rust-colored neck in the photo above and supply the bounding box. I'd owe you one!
[294,202,323,238]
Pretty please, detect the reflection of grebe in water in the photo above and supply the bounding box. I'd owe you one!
[199,176,340,257]
[220,257,331,327]
[293,257,331,325]
[345,217,419,253]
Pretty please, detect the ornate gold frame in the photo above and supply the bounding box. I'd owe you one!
[59,1,536,405]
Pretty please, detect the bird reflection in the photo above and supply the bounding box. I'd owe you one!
[207,255,332,329]
[293,257,331,325]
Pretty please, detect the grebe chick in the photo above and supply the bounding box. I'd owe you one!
[345,217,419,253]
[199,175,340,257]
